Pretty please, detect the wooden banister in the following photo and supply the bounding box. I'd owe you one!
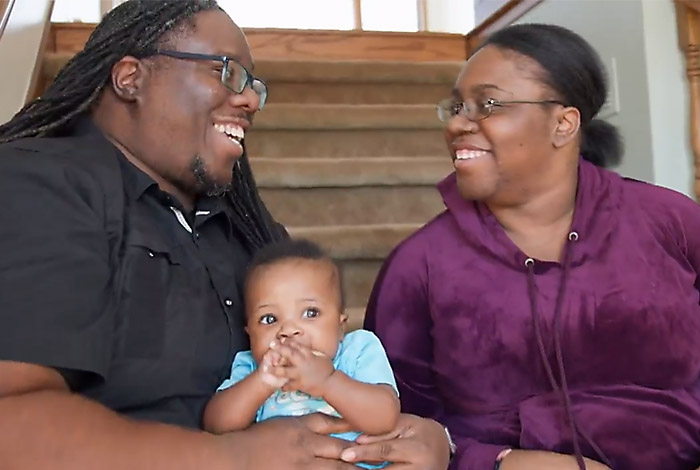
[465,0,543,55]
[675,0,700,199]
[0,0,17,40]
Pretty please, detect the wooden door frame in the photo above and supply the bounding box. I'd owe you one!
[674,0,700,199]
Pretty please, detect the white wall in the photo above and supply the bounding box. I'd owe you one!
[516,0,693,197]
[426,0,475,34]
[0,0,53,123]
[641,0,693,197]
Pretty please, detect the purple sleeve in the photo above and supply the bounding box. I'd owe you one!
[664,189,700,293]
[364,240,508,470]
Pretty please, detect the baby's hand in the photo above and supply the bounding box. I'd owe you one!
[269,339,334,397]
[259,349,288,389]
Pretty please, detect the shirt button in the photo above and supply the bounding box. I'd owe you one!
[194,232,200,239]
[224,299,233,307]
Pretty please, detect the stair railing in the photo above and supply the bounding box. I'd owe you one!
[675,0,700,200]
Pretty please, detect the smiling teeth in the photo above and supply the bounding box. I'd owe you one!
[214,123,244,141]
[455,149,488,160]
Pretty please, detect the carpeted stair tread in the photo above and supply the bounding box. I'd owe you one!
[255,103,442,130]
[42,53,462,85]
[261,185,443,226]
[339,259,382,309]
[255,59,463,84]
[245,129,445,158]
[287,223,421,259]
[252,156,451,188]
[346,307,367,331]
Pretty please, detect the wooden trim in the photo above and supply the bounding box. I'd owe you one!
[0,0,16,40]
[353,0,362,30]
[465,0,544,54]
[675,0,700,199]
[26,1,55,101]
[678,0,700,14]
[49,23,467,61]
[417,0,428,32]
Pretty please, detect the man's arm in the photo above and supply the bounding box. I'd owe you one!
[1,360,360,470]
[0,361,234,470]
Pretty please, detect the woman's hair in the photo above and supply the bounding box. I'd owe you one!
[246,238,345,310]
[479,23,623,168]
[0,0,284,251]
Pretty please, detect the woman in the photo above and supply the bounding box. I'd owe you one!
[365,23,700,470]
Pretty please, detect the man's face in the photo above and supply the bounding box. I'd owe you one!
[133,9,261,198]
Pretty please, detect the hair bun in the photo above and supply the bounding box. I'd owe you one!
[580,119,623,168]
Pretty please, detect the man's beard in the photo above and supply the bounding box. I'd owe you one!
[190,155,233,197]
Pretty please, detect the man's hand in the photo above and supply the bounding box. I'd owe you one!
[269,339,335,397]
[232,413,359,470]
[340,414,450,470]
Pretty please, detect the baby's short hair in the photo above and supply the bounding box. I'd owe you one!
[246,238,345,310]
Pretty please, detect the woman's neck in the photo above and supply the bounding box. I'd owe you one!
[487,165,578,262]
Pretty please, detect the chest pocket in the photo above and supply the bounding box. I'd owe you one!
[116,226,188,359]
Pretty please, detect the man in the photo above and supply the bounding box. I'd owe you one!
[0,1,452,469]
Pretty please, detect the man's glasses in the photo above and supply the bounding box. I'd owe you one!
[436,97,565,122]
[156,50,268,109]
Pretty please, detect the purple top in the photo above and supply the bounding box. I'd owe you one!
[365,160,700,470]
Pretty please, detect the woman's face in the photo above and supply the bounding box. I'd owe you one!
[444,45,567,205]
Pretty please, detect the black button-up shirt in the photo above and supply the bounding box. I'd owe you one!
[0,120,250,428]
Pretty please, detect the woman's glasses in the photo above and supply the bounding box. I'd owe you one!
[437,97,565,122]
[155,50,268,109]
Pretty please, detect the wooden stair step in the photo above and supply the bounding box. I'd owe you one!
[252,156,451,188]
[42,53,462,85]
[246,128,445,158]
[254,103,442,130]
[287,223,421,260]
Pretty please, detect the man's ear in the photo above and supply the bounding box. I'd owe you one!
[110,56,147,102]
[552,106,581,149]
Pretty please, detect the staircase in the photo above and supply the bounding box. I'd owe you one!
[247,59,459,329]
[42,53,461,330]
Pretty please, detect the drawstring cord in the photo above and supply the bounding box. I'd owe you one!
[525,231,613,470]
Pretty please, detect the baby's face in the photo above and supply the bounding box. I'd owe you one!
[245,258,347,364]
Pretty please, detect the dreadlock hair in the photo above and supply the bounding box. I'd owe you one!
[245,238,345,312]
[0,0,286,251]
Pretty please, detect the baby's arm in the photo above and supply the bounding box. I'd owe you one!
[202,352,283,434]
[322,371,400,436]
[270,337,400,436]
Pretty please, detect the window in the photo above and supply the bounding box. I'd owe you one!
[49,0,475,34]
[51,0,101,23]
[361,0,419,32]
[218,0,355,30]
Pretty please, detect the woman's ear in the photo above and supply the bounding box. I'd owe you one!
[340,312,349,332]
[552,106,581,149]
[110,55,146,102]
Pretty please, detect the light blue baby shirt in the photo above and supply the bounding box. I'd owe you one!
[218,329,398,468]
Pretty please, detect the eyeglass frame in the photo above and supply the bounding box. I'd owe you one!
[437,97,566,122]
[154,49,268,109]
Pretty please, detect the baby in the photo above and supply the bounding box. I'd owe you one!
[203,239,400,469]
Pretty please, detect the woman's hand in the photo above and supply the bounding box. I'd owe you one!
[339,414,451,470]
[499,450,612,470]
